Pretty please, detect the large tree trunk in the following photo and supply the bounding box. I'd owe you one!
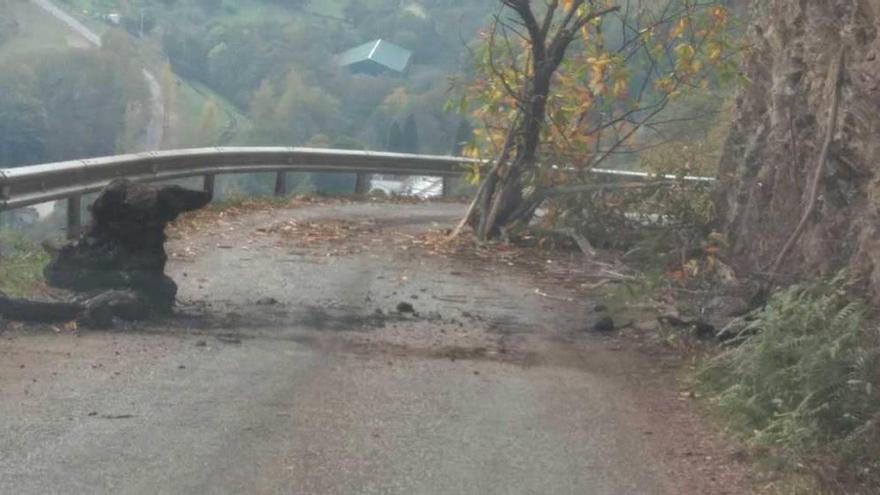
[717,0,880,300]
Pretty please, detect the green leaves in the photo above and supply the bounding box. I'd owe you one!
[699,273,880,469]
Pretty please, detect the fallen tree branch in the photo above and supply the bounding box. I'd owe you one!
[511,226,597,256]
[499,179,683,235]
[541,180,680,198]
[0,295,81,323]
[770,48,846,278]
[0,290,149,328]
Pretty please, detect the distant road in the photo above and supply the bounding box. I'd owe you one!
[30,0,102,47]
[140,69,165,151]
[29,0,164,151]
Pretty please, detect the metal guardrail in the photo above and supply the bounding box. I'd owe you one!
[0,147,477,210]
[0,146,714,236]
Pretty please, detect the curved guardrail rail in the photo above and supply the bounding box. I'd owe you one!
[0,147,476,210]
[0,146,714,236]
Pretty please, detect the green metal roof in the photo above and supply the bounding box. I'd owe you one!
[337,39,413,74]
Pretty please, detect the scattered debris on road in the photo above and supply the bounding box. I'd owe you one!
[396,302,416,314]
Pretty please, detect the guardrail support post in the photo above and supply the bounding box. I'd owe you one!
[355,173,370,195]
[67,195,82,239]
[203,174,216,199]
[274,172,287,197]
[442,177,453,198]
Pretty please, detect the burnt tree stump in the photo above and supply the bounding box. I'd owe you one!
[44,179,211,314]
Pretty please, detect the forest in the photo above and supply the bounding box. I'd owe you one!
[0,0,492,166]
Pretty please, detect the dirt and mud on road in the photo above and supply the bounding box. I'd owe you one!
[0,200,759,494]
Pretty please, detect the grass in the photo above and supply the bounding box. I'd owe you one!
[0,230,50,298]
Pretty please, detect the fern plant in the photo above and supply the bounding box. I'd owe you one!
[698,273,880,468]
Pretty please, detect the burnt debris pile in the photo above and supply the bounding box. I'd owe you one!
[1,180,210,327]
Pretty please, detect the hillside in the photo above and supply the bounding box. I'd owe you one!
[48,0,494,156]
[0,0,150,166]
[0,0,493,195]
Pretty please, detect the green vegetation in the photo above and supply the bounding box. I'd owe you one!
[0,0,149,168]
[0,45,148,167]
[452,0,740,240]
[0,230,50,297]
[47,0,490,157]
[0,0,492,194]
[0,0,493,175]
[698,274,880,488]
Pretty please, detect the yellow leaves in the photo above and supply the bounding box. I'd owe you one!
[611,64,630,100]
[674,43,702,79]
[580,25,590,44]
[707,43,723,63]
[452,0,738,194]
[612,78,628,99]
[711,6,729,24]
[464,158,482,185]
[587,53,611,72]
[655,77,675,95]
[671,18,688,39]
[587,53,612,94]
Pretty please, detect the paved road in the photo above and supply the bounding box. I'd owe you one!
[0,203,676,494]
[140,68,165,151]
[30,0,164,151]
[30,0,102,47]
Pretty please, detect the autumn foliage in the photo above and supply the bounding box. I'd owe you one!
[453,0,738,241]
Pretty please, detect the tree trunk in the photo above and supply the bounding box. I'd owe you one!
[473,75,551,240]
[44,179,211,313]
[460,1,621,241]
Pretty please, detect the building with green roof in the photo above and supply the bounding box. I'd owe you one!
[337,39,413,76]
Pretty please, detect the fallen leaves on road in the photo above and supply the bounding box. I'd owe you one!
[166,196,634,295]
[394,229,634,294]
[265,219,380,256]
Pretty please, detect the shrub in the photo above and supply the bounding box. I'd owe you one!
[698,273,880,483]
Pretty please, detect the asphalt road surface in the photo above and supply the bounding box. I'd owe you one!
[0,203,713,494]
